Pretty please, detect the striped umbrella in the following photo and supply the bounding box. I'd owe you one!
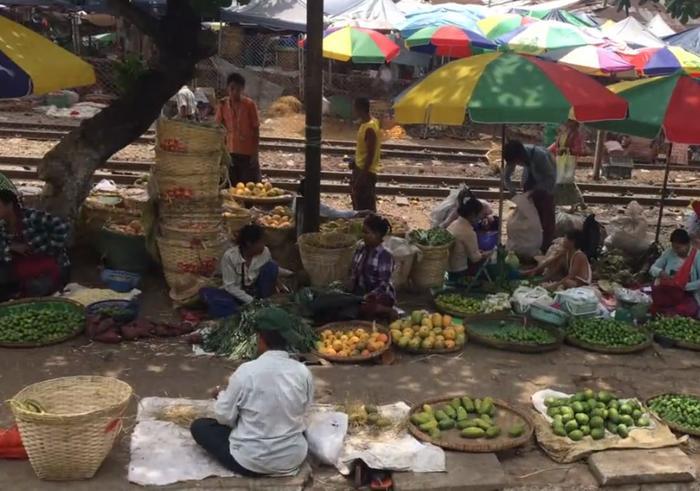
[393,52,628,125]
[477,14,537,40]
[621,46,700,76]
[497,20,604,55]
[0,16,95,98]
[322,26,400,63]
[405,25,497,58]
[542,46,634,76]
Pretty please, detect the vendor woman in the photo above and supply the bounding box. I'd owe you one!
[0,189,70,301]
[524,230,591,291]
[447,195,490,281]
[350,214,396,321]
[200,224,278,316]
[650,228,700,318]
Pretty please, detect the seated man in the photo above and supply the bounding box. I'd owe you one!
[191,318,313,476]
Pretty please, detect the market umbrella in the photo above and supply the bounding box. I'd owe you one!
[541,45,634,76]
[0,16,95,98]
[394,52,628,267]
[321,26,400,63]
[592,74,700,241]
[477,14,537,40]
[620,46,700,76]
[405,25,497,58]
[398,10,482,38]
[529,9,598,28]
[497,20,604,55]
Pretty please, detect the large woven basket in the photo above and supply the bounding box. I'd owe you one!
[156,117,224,154]
[160,215,223,241]
[222,209,252,239]
[155,148,223,176]
[154,171,222,201]
[9,376,133,480]
[410,242,453,290]
[160,197,222,221]
[298,233,357,287]
[157,235,228,277]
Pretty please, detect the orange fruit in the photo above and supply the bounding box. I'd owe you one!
[361,349,370,357]
[377,333,388,343]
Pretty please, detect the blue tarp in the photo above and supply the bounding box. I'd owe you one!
[398,8,483,37]
[665,26,700,56]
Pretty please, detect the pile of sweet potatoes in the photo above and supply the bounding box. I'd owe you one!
[86,314,195,344]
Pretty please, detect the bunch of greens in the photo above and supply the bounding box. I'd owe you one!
[408,228,454,247]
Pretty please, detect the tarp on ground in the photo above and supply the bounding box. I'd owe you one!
[647,14,675,38]
[327,0,406,30]
[665,26,700,56]
[602,17,665,48]
[220,0,310,32]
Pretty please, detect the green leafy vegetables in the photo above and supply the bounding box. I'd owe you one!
[408,228,454,247]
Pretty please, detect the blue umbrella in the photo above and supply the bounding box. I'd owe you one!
[399,9,482,37]
[665,26,700,56]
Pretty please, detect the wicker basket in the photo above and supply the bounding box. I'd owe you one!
[160,198,222,220]
[9,376,133,480]
[223,209,252,238]
[120,187,149,211]
[160,216,223,241]
[410,242,453,290]
[157,235,228,277]
[156,118,224,155]
[313,321,390,363]
[155,148,223,176]
[154,171,222,201]
[298,233,357,287]
[263,225,296,248]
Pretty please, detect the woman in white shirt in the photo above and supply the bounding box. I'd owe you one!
[447,196,489,282]
[200,224,278,317]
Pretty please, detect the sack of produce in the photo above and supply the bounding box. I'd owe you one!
[408,228,454,290]
[306,411,348,465]
[604,201,651,256]
[511,286,551,314]
[506,192,542,260]
[555,287,599,317]
[383,236,421,290]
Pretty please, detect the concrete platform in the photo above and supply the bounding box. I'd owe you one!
[588,448,696,487]
[159,462,312,490]
[393,452,506,491]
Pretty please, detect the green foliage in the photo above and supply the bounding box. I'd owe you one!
[113,55,148,96]
[615,0,700,23]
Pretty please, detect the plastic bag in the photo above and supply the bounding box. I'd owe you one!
[430,185,466,229]
[92,179,118,193]
[604,201,651,255]
[383,236,421,260]
[555,211,585,237]
[511,286,552,314]
[0,426,27,460]
[506,192,543,259]
[555,153,576,185]
[615,287,651,305]
[306,411,348,466]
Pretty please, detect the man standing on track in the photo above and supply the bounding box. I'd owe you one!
[504,140,557,253]
[216,73,261,184]
[351,98,381,213]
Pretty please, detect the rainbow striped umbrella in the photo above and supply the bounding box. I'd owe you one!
[542,46,634,76]
[0,16,95,98]
[477,14,537,40]
[497,20,603,55]
[321,26,400,63]
[393,52,628,125]
[405,25,497,58]
[621,46,700,76]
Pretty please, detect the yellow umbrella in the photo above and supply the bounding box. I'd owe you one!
[0,16,96,97]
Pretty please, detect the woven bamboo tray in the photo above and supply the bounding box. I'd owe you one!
[565,330,653,354]
[645,393,700,437]
[652,333,700,352]
[396,342,464,355]
[408,396,534,453]
[432,289,488,319]
[312,321,390,363]
[465,315,563,354]
[0,298,86,349]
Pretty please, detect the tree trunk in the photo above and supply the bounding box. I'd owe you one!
[38,0,215,220]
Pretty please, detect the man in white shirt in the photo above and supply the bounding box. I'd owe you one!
[175,85,198,120]
[190,318,313,476]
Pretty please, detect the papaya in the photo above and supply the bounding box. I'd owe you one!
[423,404,433,413]
[461,427,485,439]
[461,396,475,412]
[429,428,441,439]
[508,423,525,438]
[456,407,468,421]
[443,405,457,419]
[472,418,491,431]
[486,426,501,438]
[411,311,424,325]
[457,419,477,429]
[449,398,462,411]
[434,410,449,422]
[480,397,494,415]
[438,419,455,430]
[419,420,438,432]
[411,412,431,425]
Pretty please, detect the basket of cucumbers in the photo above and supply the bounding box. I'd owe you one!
[0,298,86,348]
[646,393,700,437]
[565,318,652,354]
[646,317,700,351]
[465,315,563,353]
[408,395,534,453]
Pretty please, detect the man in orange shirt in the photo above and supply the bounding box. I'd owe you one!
[216,73,261,184]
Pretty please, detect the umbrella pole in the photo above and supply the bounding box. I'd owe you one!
[498,124,507,283]
[655,143,674,243]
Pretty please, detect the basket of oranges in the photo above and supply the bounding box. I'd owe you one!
[229,181,294,206]
[313,321,391,363]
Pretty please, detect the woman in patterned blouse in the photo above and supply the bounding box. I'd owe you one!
[0,189,70,300]
[350,214,397,321]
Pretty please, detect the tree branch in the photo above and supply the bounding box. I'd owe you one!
[107,0,161,42]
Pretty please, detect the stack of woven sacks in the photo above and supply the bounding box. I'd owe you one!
[154,118,229,304]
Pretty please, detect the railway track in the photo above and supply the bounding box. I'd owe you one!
[1,155,694,207]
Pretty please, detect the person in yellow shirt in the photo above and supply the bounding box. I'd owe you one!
[351,98,381,212]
